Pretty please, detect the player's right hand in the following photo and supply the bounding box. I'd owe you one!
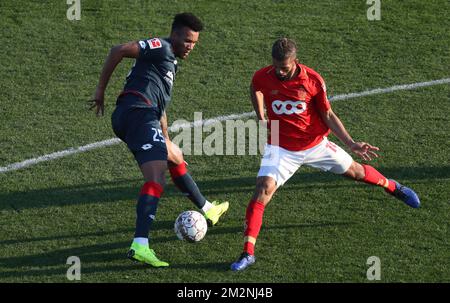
[89,87,105,117]
[350,142,379,161]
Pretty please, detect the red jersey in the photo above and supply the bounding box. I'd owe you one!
[252,63,331,151]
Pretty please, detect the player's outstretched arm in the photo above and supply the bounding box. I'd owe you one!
[89,41,140,116]
[319,109,380,161]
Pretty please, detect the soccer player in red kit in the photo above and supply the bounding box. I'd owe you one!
[230,38,420,271]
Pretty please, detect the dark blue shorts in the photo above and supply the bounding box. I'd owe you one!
[111,105,167,166]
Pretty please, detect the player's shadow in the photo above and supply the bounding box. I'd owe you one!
[197,165,450,196]
[169,220,357,273]
[1,165,446,211]
[0,177,140,211]
[0,221,184,280]
[0,177,198,212]
[0,220,355,279]
[0,220,177,247]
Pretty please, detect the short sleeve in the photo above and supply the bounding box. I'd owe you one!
[314,77,331,112]
[252,71,263,91]
[138,38,167,62]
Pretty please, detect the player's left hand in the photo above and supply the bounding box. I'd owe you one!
[350,142,379,161]
[88,87,105,117]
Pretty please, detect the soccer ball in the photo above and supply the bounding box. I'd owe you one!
[174,210,208,242]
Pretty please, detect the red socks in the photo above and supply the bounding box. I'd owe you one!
[240,165,394,256]
[140,181,163,198]
[362,164,396,193]
[240,166,395,256]
[243,200,266,255]
[169,162,188,179]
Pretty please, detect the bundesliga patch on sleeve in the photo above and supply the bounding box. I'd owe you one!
[148,38,162,49]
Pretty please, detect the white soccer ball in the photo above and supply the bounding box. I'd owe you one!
[174,210,208,242]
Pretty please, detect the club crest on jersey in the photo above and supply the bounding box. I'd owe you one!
[298,86,307,99]
[148,38,162,49]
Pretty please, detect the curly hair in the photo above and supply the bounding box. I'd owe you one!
[272,38,297,61]
[171,13,204,33]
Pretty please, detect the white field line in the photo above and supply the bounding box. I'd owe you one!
[1,78,449,174]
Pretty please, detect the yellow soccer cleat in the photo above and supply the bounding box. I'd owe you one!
[127,241,169,267]
[204,201,229,226]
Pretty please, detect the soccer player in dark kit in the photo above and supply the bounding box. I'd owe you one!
[90,13,229,267]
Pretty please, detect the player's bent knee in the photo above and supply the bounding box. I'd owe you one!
[140,160,167,185]
[344,161,365,180]
[255,177,277,200]
[167,141,184,165]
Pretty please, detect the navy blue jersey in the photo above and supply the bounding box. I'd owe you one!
[118,37,177,118]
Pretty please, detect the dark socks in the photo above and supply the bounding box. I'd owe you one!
[169,162,207,209]
[134,181,163,239]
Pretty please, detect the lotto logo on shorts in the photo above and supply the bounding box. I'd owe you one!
[141,144,153,150]
[272,100,307,115]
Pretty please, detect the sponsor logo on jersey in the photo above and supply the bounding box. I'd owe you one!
[139,40,146,49]
[148,38,162,49]
[272,100,307,115]
[164,70,174,86]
